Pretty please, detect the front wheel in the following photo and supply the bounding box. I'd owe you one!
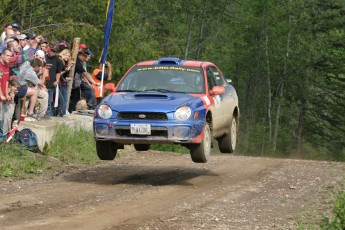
[96,140,118,160]
[190,124,211,163]
[217,116,237,153]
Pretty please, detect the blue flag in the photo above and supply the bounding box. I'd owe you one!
[100,0,115,64]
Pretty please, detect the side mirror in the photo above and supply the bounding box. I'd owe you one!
[226,79,232,84]
[210,86,225,95]
[104,83,116,92]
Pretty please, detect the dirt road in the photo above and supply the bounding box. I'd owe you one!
[0,150,344,230]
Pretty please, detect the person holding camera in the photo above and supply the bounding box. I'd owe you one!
[91,61,112,104]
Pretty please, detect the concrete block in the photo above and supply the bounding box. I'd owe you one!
[19,113,93,152]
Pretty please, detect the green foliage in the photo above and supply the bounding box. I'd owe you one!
[0,0,344,160]
[320,192,345,229]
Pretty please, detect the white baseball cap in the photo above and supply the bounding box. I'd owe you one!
[35,50,45,59]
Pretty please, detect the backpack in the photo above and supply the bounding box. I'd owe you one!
[13,128,39,152]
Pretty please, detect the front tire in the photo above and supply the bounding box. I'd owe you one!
[190,124,211,163]
[218,116,237,153]
[96,140,117,160]
[134,144,150,151]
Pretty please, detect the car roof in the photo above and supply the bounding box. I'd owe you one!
[134,57,214,68]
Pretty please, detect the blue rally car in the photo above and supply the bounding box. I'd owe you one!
[93,57,239,163]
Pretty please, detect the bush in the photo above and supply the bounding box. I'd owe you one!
[320,192,345,229]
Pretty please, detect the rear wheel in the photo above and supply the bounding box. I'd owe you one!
[218,116,237,153]
[96,140,117,160]
[134,144,151,151]
[190,124,211,163]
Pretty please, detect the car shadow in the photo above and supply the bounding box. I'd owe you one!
[64,164,219,186]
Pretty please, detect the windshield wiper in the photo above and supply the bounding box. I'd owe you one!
[116,89,137,92]
[144,88,177,93]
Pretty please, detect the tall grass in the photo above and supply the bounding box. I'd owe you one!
[45,125,99,164]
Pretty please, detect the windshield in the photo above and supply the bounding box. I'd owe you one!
[116,66,205,94]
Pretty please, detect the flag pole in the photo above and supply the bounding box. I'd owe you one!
[99,0,115,98]
[100,64,105,97]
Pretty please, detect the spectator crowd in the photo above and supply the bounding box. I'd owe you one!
[0,22,113,135]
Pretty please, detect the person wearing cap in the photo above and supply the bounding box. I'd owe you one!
[58,40,69,53]
[11,23,20,32]
[44,42,62,117]
[69,48,99,112]
[19,34,29,50]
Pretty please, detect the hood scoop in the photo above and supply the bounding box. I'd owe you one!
[134,94,169,99]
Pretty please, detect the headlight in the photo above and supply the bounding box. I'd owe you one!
[98,104,112,119]
[174,106,192,121]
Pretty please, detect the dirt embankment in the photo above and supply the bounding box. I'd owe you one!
[0,150,344,230]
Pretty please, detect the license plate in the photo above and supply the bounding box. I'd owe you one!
[130,124,151,135]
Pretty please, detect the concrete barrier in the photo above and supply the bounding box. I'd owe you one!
[19,112,94,152]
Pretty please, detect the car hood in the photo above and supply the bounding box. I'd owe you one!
[102,92,200,112]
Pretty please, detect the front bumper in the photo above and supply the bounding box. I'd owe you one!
[93,119,205,144]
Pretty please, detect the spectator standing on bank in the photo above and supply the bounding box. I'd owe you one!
[69,48,99,112]
[91,61,113,104]
[58,49,73,116]
[0,48,14,132]
[45,42,62,117]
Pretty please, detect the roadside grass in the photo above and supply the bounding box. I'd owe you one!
[0,144,54,179]
[297,169,345,229]
[0,125,99,179]
[44,125,99,164]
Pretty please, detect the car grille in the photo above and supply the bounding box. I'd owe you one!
[115,126,168,137]
[117,112,168,120]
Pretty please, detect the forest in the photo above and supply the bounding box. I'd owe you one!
[1,0,344,160]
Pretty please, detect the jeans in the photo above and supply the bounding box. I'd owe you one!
[46,87,55,117]
[80,82,97,110]
[59,83,68,116]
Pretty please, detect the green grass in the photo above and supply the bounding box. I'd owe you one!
[45,125,100,164]
[0,144,54,178]
[0,125,99,179]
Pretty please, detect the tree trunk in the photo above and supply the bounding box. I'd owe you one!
[265,35,272,143]
[195,5,206,60]
[273,8,292,153]
[184,14,194,60]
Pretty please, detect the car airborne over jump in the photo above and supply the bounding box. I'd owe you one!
[93,57,239,163]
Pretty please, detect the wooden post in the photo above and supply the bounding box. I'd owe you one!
[66,37,80,113]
